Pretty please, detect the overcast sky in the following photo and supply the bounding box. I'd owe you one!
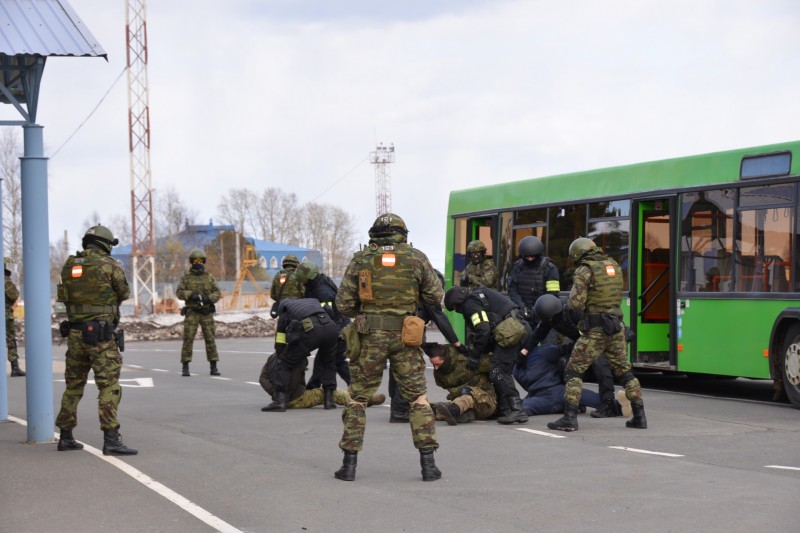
[3,0,799,270]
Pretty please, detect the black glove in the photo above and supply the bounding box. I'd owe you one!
[521,306,531,320]
[455,344,469,356]
[189,292,202,304]
[459,273,470,286]
[270,309,278,318]
[466,357,480,371]
[201,295,211,305]
[516,351,527,367]
[458,386,473,397]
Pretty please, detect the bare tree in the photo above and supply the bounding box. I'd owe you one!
[253,187,301,244]
[217,188,254,236]
[326,206,357,277]
[49,232,71,283]
[1,129,23,281]
[154,186,198,238]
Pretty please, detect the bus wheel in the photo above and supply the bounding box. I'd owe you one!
[781,324,800,408]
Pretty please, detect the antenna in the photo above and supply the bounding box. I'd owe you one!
[370,143,394,215]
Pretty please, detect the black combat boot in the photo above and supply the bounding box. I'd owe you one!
[10,361,25,377]
[57,428,83,451]
[324,389,336,410]
[547,403,579,432]
[182,362,190,376]
[435,402,461,426]
[210,361,220,376]
[419,448,442,481]
[626,401,648,429]
[261,391,287,412]
[590,398,620,418]
[497,397,528,425]
[389,411,410,423]
[334,450,358,481]
[102,429,138,456]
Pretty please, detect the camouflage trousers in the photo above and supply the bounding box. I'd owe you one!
[288,388,350,409]
[181,312,218,363]
[56,330,122,431]
[565,327,642,406]
[452,386,497,419]
[6,316,17,362]
[339,329,437,452]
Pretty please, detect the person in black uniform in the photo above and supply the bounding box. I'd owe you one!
[261,298,339,412]
[508,236,560,328]
[444,286,529,424]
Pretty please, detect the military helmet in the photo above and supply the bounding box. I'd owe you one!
[569,237,597,263]
[188,248,207,263]
[466,240,487,254]
[294,262,319,284]
[82,224,119,253]
[282,254,299,269]
[369,213,408,238]
[3,257,12,275]
[444,286,470,311]
[518,236,544,257]
[533,294,563,322]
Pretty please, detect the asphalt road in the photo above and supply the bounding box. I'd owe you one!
[2,334,799,533]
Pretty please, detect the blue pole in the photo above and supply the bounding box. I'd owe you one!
[20,124,54,442]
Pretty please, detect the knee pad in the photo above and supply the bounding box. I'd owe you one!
[564,368,583,382]
[617,371,636,387]
[488,368,503,384]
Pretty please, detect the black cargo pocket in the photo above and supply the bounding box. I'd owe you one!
[81,321,101,346]
[600,313,622,335]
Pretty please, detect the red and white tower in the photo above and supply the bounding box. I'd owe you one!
[370,143,394,215]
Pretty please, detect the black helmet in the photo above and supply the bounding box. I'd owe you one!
[369,213,408,239]
[518,236,544,257]
[444,286,470,311]
[533,294,563,322]
[282,254,299,269]
[82,225,119,253]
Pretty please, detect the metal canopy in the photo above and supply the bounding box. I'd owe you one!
[0,0,106,124]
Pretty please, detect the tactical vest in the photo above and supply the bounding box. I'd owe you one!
[515,260,546,306]
[474,288,516,326]
[273,268,303,301]
[583,257,623,315]
[181,270,218,309]
[357,242,418,315]
[60,251,119,321]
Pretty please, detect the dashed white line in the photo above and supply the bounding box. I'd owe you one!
[765,465,800,471]
[245,382,260,386]
[211,377,232,381]
[7,416,242,533]
[152,369,169,372]
[127,364,145,369]
[515,428,567,439]
[609,446,683,457]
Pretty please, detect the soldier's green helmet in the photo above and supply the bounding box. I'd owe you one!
[444,286,470,311]
[369,213,408,239]
[569,237,597,263]
[533,294,563,322]
[518,236,544,257]
[282,255,299,269]
[294,262,319,284]
[82,224,119,253]
[467,240,487,255]
[188,248,206,263]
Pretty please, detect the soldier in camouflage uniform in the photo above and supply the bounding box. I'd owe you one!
[269,254,303,318]
[423,342,496,424]
[334,213,444,482]
[177,248,222,376]
[459,240,498,291]
[5,258,24,377]
[547,238,647,432]
[259,351,384,410]
[55,225,137,455]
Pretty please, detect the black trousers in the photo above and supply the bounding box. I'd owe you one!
[275,315,338,393]
[307,337,351,389]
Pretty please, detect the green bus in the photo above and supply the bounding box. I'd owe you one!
[445,140,800,409]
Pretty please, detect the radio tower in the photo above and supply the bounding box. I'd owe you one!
[126,0,156,315]
[370,143,394,215]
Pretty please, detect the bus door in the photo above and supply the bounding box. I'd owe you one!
[452,215,498,286]
[630,198,677,370]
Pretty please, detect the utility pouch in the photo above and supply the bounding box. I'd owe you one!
[59,320,70,338]
[601,313,622,335]
[401,315,426,347]
[301,317,314,332]
[342,323,361,360]
[98,320,113,342]
[56,283,67,302]
[115,329,125,352]
[180,307,187,317]
[492,316,526,348]
[81,321,101,346]
[354,314,369,335]
[358,270,374,301]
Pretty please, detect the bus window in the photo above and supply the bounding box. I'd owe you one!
[498,212,514,292]
[588,218,630,289]
[680,190,734,292]
[549,204,587,291]
[453,218,468,286]
[736,206,792,292]
[453,216,498,289]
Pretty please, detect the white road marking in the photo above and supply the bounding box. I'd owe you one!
[211,377,232,381]
[152,369,169,372]
[516,428,567,439]
[609,446,684,457]
[54,378,154,388]
[126,364,145,369]
[7,416,242,533]
[245,382,260,385]
[765,465,800,471]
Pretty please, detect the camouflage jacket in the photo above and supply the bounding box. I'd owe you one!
[270,267,303,303]
[177,269,221,311]
[433,345,494,400]
[5,275,18,316]
[567,253,623,316]
[460,258,499,291]
[59,248,130,324]
[336,234,443,318]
